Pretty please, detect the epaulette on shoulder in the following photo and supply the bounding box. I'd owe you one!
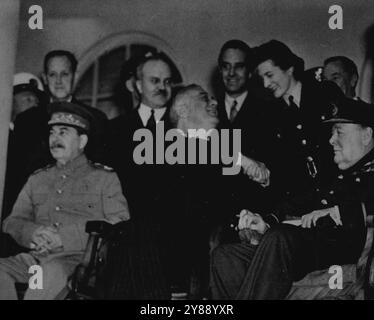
[31,163,54,176]
[90,162,114,172]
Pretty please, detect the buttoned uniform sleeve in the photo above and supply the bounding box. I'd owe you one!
[101,171,131,223]
[2,176,43,248]
[58,171,130,252]
[264,167,374,230]
[263,189,320,227]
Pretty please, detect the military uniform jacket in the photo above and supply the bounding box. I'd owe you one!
[270,80,344,199]
[265,148,374,260]
[3,154,130,257]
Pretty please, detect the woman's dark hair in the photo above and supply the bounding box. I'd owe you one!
[253,40,305,80]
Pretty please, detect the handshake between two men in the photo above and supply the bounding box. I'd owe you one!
[238,152,270,187]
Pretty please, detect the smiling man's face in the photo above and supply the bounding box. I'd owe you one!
[329,123,372,170]
[220,48,249,98]
[189,87,219,130]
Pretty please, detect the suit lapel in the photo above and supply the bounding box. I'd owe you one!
[130,106,146,129]
[231,94,251,125]
[217,98,230,128]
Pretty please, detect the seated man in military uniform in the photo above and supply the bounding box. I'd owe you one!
[211,97,374,299]
[0,102,130,300]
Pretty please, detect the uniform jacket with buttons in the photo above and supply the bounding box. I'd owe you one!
[3,154,130,256]
[265,148,374,259]
[8,98,109,225]
[270,79,344,200]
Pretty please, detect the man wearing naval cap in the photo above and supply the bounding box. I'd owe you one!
[0,102,130,300]
[211,97,374,300]
[1,74,47,225]
[12,72,46,127]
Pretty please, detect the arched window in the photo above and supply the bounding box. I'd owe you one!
[74,32,184,119]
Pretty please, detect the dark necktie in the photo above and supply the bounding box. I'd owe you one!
[146,109,156,128]
[288,96,299,112]
[230,100,238,123]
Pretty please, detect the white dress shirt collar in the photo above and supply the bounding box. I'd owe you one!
[283,81,302,108]
[50,95,73,103]
[138,103,167,127]
[176,128,213,141]
[225,91,248,118]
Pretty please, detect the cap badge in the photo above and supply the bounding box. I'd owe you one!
[48,112,87,129]
[331,103,338,117]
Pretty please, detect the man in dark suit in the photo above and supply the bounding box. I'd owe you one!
[323,56,360,100]
[166,84,223,297]
[3,73,47,218]
[168,84,273,298]
[107,53,174,217]
[104,53,175,297]
[215,40,277,218]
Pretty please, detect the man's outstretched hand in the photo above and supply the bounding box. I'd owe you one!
[238,153,270,187]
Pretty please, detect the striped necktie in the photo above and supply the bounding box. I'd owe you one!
[230,100,238,123]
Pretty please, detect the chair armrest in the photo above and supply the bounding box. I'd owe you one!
[70,220,125,296]
[85,220,113,235]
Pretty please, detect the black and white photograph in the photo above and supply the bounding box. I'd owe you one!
[0,0,374,307]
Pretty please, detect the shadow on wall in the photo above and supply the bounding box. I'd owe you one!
[210,66,223,99]
[360,23,374,103]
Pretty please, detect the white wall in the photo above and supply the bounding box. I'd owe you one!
[16,0,374,99]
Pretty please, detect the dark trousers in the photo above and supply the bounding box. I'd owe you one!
[96,218,170,300]
[211,224,362,300]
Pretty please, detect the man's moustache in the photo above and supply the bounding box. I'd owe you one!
[50,143,65,149]
[155,90,166,97]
